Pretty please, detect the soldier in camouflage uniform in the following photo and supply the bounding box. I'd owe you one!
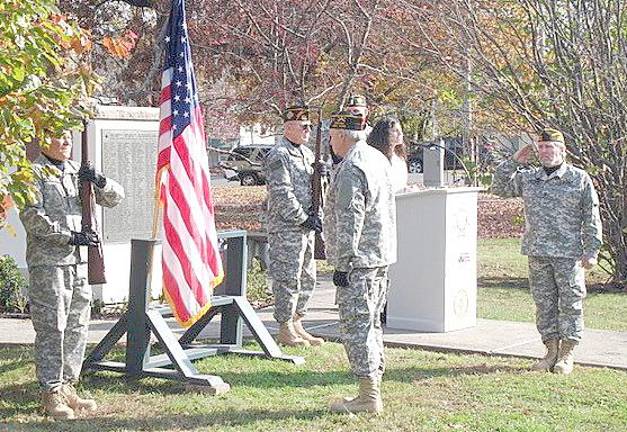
[20,130,124,419]
[264,105,324,347]
[492,128,602,375]
[323,111,396,414]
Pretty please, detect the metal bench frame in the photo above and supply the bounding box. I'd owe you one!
[82,231,303,394]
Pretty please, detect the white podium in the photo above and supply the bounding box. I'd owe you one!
[387,187,481,332]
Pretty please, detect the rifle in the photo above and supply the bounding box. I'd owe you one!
[80,122,107,284]
[312,107,327,260]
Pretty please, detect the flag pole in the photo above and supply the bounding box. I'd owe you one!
[151,168,164,239]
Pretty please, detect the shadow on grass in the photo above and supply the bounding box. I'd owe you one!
[0,408,328,432]
[82,361,528,395]
[0,359,529,430]
[386,364,526,384]
[80,368,358,394]
[478,277,529,290]
[0,381,41,418]
[0,346,33,385]
[0,357,31,375]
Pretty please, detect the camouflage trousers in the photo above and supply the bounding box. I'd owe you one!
[28,264,91,391]
[268,230,316,323]
[528,256,586,343]
[337,266,388,379]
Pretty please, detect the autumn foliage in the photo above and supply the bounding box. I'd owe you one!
[0,0,98,215]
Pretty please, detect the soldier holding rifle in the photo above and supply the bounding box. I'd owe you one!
[264,105,325,348]
[20,129,124,419]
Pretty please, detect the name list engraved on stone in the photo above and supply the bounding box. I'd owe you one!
[102,129,158,243]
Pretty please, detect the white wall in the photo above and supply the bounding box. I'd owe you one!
[0,208,27,271]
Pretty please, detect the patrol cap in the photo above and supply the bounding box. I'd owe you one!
[329,111,366,131]
[283,105,310,122]
[539,128,565,144]
[347,94,367,107]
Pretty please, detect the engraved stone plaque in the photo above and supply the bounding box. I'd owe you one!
[102,129,158,243]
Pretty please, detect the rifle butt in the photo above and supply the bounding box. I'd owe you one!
[314,232,326,260]
[87,243,107,285]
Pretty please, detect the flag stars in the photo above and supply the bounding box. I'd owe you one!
[183,111,189,118]
[175,80,182,87]
[178,66,184,73]
[173,109,179,116]
[164,36,170,43]
[179,52,185,58]
[181,36,187,43]
[174,95,181,102]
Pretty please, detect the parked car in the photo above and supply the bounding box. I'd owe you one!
[219,144,273,186]
[406,138,465,173]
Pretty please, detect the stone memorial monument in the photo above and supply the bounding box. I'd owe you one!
[84,106,162,304]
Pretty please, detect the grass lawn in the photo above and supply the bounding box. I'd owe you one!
[477,238,627,331]
[245,238,627,331]
[1,343,626,431]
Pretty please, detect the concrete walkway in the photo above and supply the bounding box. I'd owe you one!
[1,279,626,371]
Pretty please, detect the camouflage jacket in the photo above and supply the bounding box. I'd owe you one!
[492,160,602,258]
[20,155,125,267]
[323,141,397,272]
[264,137,314,233]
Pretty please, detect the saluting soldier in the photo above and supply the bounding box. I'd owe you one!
[492,127,602,375]
[324,111,396,414]
[264,105,325,348]
[20,130,124,419]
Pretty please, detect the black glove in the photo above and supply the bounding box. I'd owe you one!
[333,271,349,287]
[69,230,100,247]
[79,163,107,188]
[300,215,322,233]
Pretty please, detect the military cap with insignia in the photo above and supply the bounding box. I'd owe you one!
[539,127,565,144]
[329,111,366,131]
[347,94,367,107]
[283,105,311,122]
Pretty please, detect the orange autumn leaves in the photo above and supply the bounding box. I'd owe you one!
[102,30,139,59]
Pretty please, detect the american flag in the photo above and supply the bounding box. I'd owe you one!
[157,0,223,327]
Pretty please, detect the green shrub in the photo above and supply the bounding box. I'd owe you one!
[246,260,272,307]
[0,255,28,314]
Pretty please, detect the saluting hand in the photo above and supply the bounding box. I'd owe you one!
[513,143,535,164]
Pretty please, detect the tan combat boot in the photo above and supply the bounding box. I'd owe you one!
[61,384,97,413]
[553,339,577,375]
[329,377,383,414]
[276,320,310,347]
[42,388,75,420]
[293,314,325,346]
[530,338,559,371]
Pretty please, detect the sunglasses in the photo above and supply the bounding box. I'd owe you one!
[300,124,313,130]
